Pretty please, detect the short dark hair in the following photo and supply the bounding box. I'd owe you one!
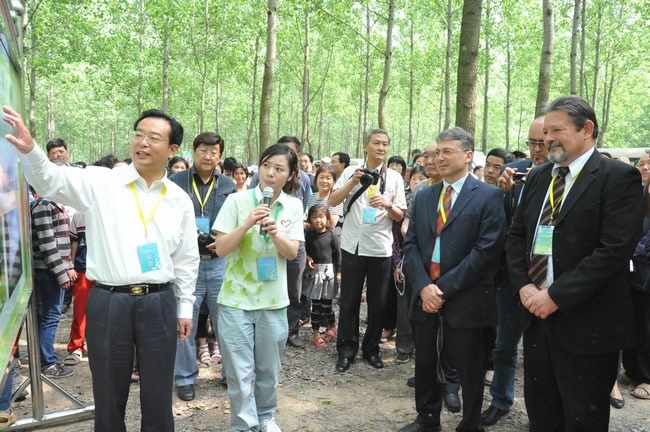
[134,109,184,146]
[364,128,390,146]
[260,144,300,194]
[314,163,339,187]
[486,148,515,164]
[94,154,119,168]
[543,95,599,139]
[332,152,350,168]
[512,150,527,159]
[411,149,422,156]
[303,153,313,163]
[409,164,428,182]
[168,156,189,170]
[233,163,249,178]
[306,205,332,230]
[277,136,302,153]
[436,127,474,151]
[387,155,406,177]
[223,157,238,173]
[193,132,225,153]
[46,138,67,153]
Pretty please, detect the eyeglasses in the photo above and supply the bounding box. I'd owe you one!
[133,131,167,145]
[433,149,469,158]
[526,140,545,148]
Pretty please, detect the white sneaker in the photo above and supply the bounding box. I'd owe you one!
[260,417,282,432]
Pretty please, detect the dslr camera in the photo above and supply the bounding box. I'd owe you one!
[359,168,380,187]
[197,229,218,256]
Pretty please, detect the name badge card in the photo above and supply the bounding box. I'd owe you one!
[362,207,377,224]
[257,257,278,281]
[431,240,441,263]
[196,217,210,233]
[533,225,554,256]
[137,243,162,273]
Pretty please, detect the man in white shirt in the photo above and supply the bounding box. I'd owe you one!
[328,128,407,372]
[3,106,199,432]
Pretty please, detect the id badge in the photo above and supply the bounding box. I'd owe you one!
[533,225,554,256]
[195,217,210,233]
[257,257,278,281]
[431,240,441,263]
[362,207,377,224]
[137,243,162,273]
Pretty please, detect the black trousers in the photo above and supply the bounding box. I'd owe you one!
[623,289,650,384]
[336,250,391,358]
[414,315,487,432]
[286,242,306,336]
[523,318,618,432]
[86,286,177,432]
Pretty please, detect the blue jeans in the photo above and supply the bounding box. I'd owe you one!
[0,365,13,410]
[35,269,64,367]
[489,284,522,410]
[218,305,288,431]
[175,257,226,386]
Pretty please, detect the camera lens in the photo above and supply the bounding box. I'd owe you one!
[359,174,372,187]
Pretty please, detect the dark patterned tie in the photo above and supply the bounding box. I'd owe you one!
[429,186,453,281]
[528,167,570,287]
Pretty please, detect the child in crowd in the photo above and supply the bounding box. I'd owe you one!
[304,205,341,348]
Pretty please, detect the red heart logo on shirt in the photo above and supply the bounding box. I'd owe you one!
[280,219,291,228]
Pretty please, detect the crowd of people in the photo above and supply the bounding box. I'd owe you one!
[1,94,649,432]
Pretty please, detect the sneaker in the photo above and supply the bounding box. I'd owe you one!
[42,363,74,379]
[286,334,305,348]
[260,417,282,432]
[484,370,494,385]
[395,352,410,364]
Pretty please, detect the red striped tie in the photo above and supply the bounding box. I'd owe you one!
[429,186,453,281]
[528,167,570,287]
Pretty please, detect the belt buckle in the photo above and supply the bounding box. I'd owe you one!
[130,285,146,296]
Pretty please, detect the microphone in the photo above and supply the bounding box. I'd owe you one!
[260,186,274,235]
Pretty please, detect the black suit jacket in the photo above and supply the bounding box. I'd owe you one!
[403,175,507,328]
[507,150,644,354]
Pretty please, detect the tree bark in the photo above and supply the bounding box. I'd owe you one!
[378,0,395,130]
[480,0,490,153]
[360,2,370,157]
[444,0,453,130]
[591,4,603,113]
[24,6,36,138]
[246,35,261,164]
[535,0,554,116]
[318,87,325,158]
[301,5,311,152]
[276,75,281,140]
[505,40,512,150]
[46,84,55,140]
[579,0,587,97]
[407,19,414,159]
[215,70,220,131]
[597,61,615,148]
[137,0,144,115]
[198,0,209,132]
[569,0,581,94]
[162,26,170,111]
[259,0,278,155]
[455,0,483,137]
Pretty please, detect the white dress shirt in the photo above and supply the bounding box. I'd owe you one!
[335,164,407,257]
[440,173,470,210]
[20,146,200,319]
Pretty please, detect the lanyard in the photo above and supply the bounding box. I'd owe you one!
[129,182,167,239]
[192,175,216,216]
[438,186,451,224]
[252,190,283,240]
[548,169,581,220]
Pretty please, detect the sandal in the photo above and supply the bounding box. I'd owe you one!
[323,326,337,343]
[131,370,140,383]
[312,335,328,348]
[211,345,222,364]
[631,383,650,400]
[0,408,17,429]
[64,350,83,365]
[198,344,211,365]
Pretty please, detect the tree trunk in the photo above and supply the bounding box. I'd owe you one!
[25,7,36,138]
[505,40,512,150]
[215,70,220,131]
[569,0,580,94]
[46,84,55,140]
[534,0,554,116]
[579,0,587,97]
[318,87,325,158]
[259,0,278,155]
[597,61,615,148]
[378,0,395,130]
[480,0,490,153]
[455,0,483,137]
[407,19,414,159]
[137,0,144,114]
[199,0,209,132]
[357,75,363,153]
[301,5,311,152]
[276,74,281,140]
[591,5,603,113]
[360,2,370,157]
[162,26,170,111]
[444,0,453,130]
[438,80,444,133]
[246,35,261,163]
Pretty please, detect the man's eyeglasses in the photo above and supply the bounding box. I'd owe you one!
[133,131,167,145]
[526,140,545,149]
[433,149,469,158]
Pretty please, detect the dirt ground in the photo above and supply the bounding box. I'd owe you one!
[10,305,650,431]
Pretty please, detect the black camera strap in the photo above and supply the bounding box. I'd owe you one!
[344,163,387,216]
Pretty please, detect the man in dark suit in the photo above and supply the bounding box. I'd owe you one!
[507,95,644,432]
[399,127,507,432]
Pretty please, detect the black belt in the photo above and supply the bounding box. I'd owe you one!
[95,282,173,296]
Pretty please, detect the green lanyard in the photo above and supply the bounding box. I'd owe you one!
[252,190,283,241]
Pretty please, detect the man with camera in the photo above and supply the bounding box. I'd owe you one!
[169,132,235,401]
[328,129,407,372]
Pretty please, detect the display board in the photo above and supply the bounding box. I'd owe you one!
[0,0,32,384]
